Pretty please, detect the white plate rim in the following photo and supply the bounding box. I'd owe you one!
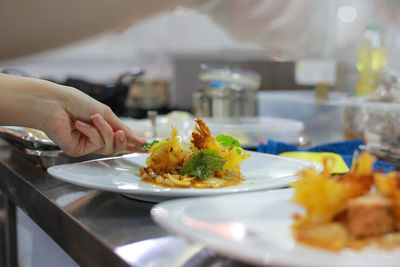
[151,189,400,267]
[47,151,322,199]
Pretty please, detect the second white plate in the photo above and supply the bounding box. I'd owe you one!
[47,151,321,202]
[152,189,400,267]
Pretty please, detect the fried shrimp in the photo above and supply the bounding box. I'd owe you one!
[191,119,249,172]
[192,119,222,153]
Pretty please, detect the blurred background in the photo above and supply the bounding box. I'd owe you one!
[2,0,400,148]
[4,1,400,266]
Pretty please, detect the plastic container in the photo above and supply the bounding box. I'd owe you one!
[258,90,347,145]
[122,114,304,148]
[258,90,400,149]
[203,116,304,147]
[121,115,193,144]
[356,100,400,149]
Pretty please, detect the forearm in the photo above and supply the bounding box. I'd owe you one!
[0,73,65,130]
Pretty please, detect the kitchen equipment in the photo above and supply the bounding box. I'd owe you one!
[147,110,158,139]
[203,116,305,148]
[120,112,195,144]
[62,69,144,116]
[258,90,348,146]
[125,79,170,118]
[361,143,400,170]
[0,126,98,168]
[193,65,261,118]
[0,126,56,149]
[121,114,305,149]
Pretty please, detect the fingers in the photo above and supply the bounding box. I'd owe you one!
[91,114,114,155]
[127,134,146,146]
[92,114,140,156]
[112,130,127,155]
[74,120,104,149]
[102,108,146,146]
[76,112,146,156]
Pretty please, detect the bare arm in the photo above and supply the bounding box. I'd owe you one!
[0,73,146,156]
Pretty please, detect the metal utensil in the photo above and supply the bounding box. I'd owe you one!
[147,110,158,139]
[360,143,400,169]
[0,126,57,149]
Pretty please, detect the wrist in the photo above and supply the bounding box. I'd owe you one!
[0,74,65,130]
[30,80,69,132]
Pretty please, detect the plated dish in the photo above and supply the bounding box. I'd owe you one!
[140,119,249,189]
[47,151,321,202]
[151,189,400,267]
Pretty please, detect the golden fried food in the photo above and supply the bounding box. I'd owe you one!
[292,151,400,251]
[140,119,249,189]
[191,119,249,173]
[192,119,221,151]
[145,127,190,175]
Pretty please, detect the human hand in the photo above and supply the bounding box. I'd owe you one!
[40,85,146,157]
[51,113,142,157]
[0,73,146,157]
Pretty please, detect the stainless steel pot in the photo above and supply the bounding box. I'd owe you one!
[193,65,260,118]
[126,79,169,110]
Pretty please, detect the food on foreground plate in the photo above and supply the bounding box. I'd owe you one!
[140,119,250,188]
[291,151,400,251]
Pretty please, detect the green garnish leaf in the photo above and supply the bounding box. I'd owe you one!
[216,135,242,154]
[139,140,160,151]
[181,149,226,180]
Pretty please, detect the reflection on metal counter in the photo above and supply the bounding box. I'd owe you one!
[193,65,261,118]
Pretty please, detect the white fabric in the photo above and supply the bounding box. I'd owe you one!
[203,0,337,60]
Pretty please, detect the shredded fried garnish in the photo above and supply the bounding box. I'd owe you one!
[146,127,190,174]
[141,170,245,188]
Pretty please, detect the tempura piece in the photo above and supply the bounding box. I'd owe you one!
[146,127,190,174]
[291,167,348,223]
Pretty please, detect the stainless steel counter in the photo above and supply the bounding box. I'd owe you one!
[0,141,257,267]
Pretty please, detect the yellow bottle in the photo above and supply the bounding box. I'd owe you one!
[355,23,387,96]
